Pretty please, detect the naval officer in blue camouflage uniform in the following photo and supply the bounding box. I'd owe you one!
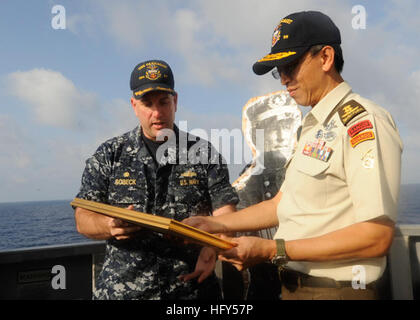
[74,59,238,300]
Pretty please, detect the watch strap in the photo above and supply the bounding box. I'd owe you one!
[271,238,288,266]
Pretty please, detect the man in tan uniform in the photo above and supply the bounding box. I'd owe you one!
[183,11,402,299]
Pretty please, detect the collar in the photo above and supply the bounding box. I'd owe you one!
[303,82,352,127]
[136,124,185,165]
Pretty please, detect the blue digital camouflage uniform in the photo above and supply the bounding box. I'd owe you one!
[76,125,239,300]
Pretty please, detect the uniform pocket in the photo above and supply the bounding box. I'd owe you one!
[294,154,330,177]
[289,154,330,210]
[107,167,147,207]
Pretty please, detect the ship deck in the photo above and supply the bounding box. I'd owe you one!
[0,224,419,300]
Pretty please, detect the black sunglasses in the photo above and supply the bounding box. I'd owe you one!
[272,46,326,80]
[271,56,303,80]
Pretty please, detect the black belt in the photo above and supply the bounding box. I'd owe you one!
[278,268,373,289]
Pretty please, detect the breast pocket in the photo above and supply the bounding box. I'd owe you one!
[107,167,147,209]
[174,180,208,205]
[294,155,330,177]
[291,154,330,209]
[170,166,211,220]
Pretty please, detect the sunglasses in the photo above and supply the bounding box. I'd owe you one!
[271,56,303,80]
[272,46,326,80]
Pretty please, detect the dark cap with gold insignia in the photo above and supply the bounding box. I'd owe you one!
[253,11,341,75]
[130,60,176,99]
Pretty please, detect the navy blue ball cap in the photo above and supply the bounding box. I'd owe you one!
[253,11,341,75]
[130,60,176,99]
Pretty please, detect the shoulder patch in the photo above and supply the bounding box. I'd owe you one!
[347,120,373,137]
[350,130,375,148]
[338,100,367,126]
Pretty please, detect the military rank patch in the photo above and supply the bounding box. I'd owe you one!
[179,171,199,186]
[180,171,197,178]
[338,100,367,126]
[302,140,333,162]
[350,131,375,148]
[348,120,373,137]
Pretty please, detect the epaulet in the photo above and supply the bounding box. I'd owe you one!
[337,99,367,126]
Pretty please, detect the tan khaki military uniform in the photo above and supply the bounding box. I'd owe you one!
[274,82,403,284]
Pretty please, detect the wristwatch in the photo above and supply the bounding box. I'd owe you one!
[271,239,288,266]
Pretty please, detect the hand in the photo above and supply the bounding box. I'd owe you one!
[182,216,225,234]
[108,205,142,240]
[179,247,218,283]
[218,235,276,271]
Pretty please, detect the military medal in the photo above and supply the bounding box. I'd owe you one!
[302,140,333,162]
[315,129,336,142]
[316,120,338,142]
[315,129,323,139]
[323,119,338,131]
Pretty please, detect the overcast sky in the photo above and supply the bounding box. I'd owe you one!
[0,0,419,202]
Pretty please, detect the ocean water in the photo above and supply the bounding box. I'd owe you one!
[0,200,91,251]
[0,184,419,251]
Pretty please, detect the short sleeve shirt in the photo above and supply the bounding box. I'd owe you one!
[274,82,403,283]
[76,125,239,299]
